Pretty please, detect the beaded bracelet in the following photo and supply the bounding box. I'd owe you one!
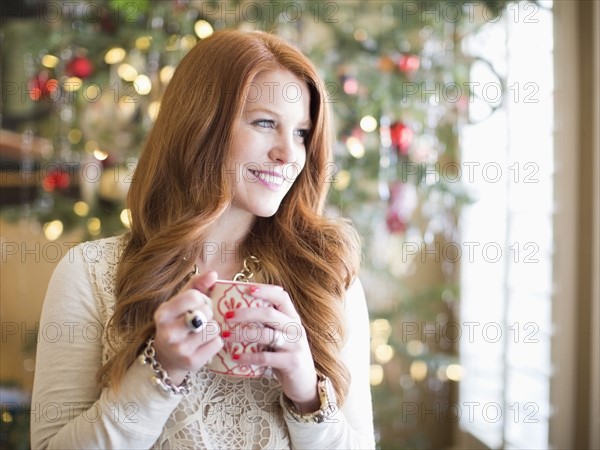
[139,337,192,396]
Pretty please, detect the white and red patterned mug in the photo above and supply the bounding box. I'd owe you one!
[205,280,275,377]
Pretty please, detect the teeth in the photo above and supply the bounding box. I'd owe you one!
[252,170,283,186]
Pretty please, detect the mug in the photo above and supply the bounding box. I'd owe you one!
[206,280,273,377]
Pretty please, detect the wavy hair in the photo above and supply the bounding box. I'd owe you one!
[98,30,361,404]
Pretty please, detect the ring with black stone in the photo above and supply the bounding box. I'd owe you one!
[185,310,207,333]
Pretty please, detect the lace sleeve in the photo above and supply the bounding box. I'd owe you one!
[282,278,376,449]
[30,238,183,449]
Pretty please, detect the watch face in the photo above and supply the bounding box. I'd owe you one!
[282,374,338,423]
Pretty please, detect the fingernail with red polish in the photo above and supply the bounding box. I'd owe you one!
[232,353,241,360]
[222,330,231,338]
[225,311,235,319]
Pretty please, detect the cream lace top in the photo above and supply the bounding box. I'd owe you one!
[31,236,375,449]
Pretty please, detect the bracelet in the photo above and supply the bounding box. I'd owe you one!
[139,337,192,396]
[281,372,338,424]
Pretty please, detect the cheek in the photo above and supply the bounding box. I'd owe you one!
[285,159,306,185]
[296,149,308,174]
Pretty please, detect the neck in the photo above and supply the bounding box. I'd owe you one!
[196,207,255,279]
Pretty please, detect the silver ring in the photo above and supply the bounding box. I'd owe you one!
[269,330,285,350]
[185,310,207,333]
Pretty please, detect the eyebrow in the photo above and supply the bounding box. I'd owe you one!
[245,107,312,128]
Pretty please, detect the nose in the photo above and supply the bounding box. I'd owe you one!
[268,131,297,164]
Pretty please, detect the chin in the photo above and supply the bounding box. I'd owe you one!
[251,201,284,218]
[254,207,280,218]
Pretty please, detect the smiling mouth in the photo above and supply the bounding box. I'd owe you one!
[248,169,284,188]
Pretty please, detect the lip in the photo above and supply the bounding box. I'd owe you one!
[248,169,285,191]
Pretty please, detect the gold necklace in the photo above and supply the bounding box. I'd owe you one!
[233,255,261,282]
[188,255,261,282]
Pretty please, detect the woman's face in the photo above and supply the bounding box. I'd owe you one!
[228,69,311,218]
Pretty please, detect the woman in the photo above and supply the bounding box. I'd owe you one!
[31,30,375,449]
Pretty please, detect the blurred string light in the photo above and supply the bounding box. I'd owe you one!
[332,169,350,191]
[148,101,161,121]
[370,318,392,349]
[94,149,108,161]
[73,201,89,217]
[410,360,428,381]
[120,209,131,228]
[194,20,214,39]
[64,77,82,92]
[180,35,197,50]
[104,47,126,65]
[445,363,464,381]
[135,36,152,51]
[374,344,394,364]
[370,364,384,385]
[159,66,175,85]
[370,318,393,385]
[117,63,137,81]
[133,74,152,95]
[87,217,101,236]
[41,54,59,68]
[346,136,365,158]
[68,129,82,144]
[43,220,63,241]
[359,115,378,133]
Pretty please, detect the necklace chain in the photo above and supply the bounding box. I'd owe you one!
[233,255,261,282]
[188,255,260,283]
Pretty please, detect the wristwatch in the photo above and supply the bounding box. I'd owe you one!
[281,372,338,424]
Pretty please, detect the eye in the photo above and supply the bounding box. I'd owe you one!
[253,119,276,129]
[294,129,309,140]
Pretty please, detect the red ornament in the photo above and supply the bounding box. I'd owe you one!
[386,181,417,234]
[42,170,70,192]
[28,70,58,101]
[390,122,414,155]
[66,56,94,79]
[398,54,420,73]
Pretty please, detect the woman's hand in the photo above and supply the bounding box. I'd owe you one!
[224,285,321,413]
[152,271,224,385]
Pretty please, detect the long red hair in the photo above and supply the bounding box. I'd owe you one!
[99,30,361,404]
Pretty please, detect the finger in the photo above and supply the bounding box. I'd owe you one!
[155,289,213,325]
[178,320,222,355]
[236,348,291,370]
[226,306,295,331]
[183,270,219,295]
[244,285,299,318]
[224,323,303,349]
[179,332,225,371]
